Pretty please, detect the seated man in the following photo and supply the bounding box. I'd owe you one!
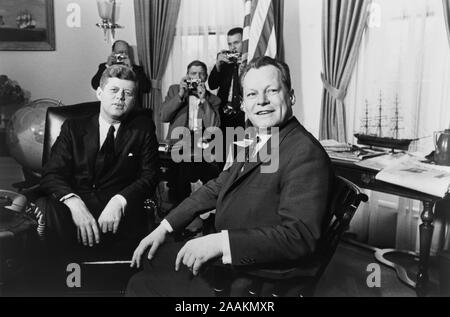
[126,57,334,297]
[91,40,151,107]
[161,60,222,204]
[38,65,160,258]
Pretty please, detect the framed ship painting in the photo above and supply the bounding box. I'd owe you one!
[0,0,55,51]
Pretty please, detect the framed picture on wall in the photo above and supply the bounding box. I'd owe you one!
[0,0,55,51]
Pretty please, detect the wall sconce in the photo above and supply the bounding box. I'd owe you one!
[96,0,123,42]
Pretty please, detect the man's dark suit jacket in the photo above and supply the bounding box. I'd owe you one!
[208,63,240,110]
[91,63,151,107]
[40,110,160,212]
[165,117,334,268]
[161,84,221,141]
[208,63,245,128]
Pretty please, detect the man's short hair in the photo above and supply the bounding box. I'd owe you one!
[111,39,130,52]
[240,56,292,91]
[186,60,208,74]
[227,27,243,37]
[99,65,138,89]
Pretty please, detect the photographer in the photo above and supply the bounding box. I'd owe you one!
[91,40,151,107]
[161,60,221,206]
[208,27,246,130]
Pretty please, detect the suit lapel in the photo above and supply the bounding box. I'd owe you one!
[84,115,100,179]
[220,118,300,198]
[114,118,132,157]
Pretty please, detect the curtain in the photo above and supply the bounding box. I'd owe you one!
[319,0,371,142]
[134,0,181,140]
[444,0,450,46]
[347,0,450,253]
[161,0,244,139]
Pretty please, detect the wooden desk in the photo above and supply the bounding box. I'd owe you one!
[332,158,443,296]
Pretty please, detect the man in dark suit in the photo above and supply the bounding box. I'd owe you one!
[208,27,246,130]
[162,60,221,141]
[161,60,222,204]
[38,65,159,257]
[126,57,333,296]
[91,40,151,108]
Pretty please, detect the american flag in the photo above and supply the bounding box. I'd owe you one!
[242,0,278,63]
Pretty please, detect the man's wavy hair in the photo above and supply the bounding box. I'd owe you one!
[240,56,292,92]
[99,65,138,90]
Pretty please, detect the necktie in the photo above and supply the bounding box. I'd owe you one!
[241,135,260,173]
[98,125,115,178]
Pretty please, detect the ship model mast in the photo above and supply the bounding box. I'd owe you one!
[354,91,412,152]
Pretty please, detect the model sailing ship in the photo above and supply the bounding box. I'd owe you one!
[354,92,413,151]
[16,11,36,29]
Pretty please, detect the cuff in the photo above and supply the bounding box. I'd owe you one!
[160,219,174,233]
[60,193,80,203]
[113,194,127,215]
[220,230,232,264]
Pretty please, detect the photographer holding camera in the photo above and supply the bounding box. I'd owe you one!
[162,60,221,139]
[208,27,246,130]
[91,40,151,107]
[161,60,222,206]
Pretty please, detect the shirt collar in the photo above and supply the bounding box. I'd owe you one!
[99,115,121,132]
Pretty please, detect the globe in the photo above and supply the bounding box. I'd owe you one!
[5,99,61,175]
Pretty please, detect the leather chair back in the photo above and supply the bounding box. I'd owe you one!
[42,101,100,166]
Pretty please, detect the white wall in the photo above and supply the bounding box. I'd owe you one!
[284,0,322,138]
[0,0,137,105]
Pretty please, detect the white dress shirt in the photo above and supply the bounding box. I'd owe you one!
[188,95,201,131]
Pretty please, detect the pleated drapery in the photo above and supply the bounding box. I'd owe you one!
[134,0,181,140]
[319,0,371,142]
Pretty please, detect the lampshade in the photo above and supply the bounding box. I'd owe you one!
[97,0,115,20]
[95,0,123,42]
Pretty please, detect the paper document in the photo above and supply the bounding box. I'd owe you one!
[355,152,412,171]
[376,160,450,197]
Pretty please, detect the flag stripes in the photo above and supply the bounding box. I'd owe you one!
[242,0,277,63]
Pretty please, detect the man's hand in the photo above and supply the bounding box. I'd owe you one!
[179,76,189,99]
[106,54,116,67]
[64,196,100,247]
[120,54,132,67]
[130,224,168,268]
[216,51,231,70]
[175,233,223,276]
[98,196,123,234]
[197,82,206,102]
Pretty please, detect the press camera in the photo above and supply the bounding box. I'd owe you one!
[113,53,127,65]
[224,50,241,63]
[186,78,202,95]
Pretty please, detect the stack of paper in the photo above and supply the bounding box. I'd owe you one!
[375,159,450,198]
[321,139,386,162]
[320,139,353,152]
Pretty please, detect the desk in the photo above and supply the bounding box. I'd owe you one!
[332,158,443,296]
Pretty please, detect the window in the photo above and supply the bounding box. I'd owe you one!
[162,0,245,95]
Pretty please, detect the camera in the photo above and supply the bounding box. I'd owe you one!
[186,78,202,95]
[224,50,241,63]
[113,53,127,65]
